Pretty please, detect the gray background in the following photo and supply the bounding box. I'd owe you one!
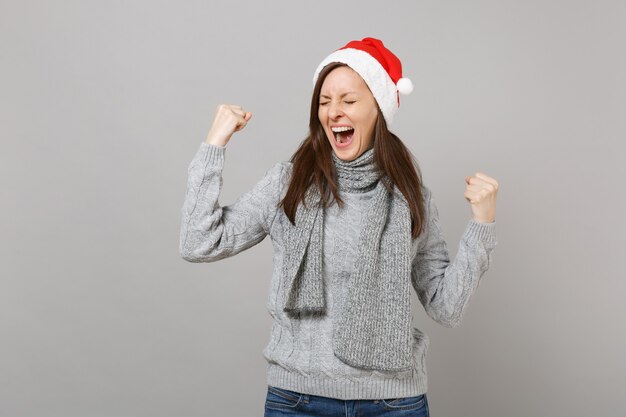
[2,0,624,416]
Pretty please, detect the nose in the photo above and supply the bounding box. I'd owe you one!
[328,101,344,120]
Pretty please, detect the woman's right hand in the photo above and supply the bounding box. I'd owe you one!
[204,104,253,147]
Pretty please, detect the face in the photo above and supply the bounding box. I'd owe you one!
[318,66,379,161]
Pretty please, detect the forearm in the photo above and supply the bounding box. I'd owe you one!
[417,219,497,327]
[180,143,235,262]
[179,142,284,263]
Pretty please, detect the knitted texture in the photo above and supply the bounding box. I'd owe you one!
[281,147,414,371]
[180,141,499,399]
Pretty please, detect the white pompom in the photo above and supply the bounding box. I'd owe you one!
[397,77,414,95]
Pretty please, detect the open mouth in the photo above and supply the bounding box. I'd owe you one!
[331,126,355,144]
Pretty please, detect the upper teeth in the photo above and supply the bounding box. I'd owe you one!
[331,126,353,132]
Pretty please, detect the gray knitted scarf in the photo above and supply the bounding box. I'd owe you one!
[281,147,414,372]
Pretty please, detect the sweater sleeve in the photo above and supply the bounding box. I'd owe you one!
[411,187,498,327]
[179,142,286,263]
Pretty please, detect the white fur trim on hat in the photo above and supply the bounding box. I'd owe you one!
[313,48,399,125]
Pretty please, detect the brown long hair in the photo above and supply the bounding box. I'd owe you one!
[278,62,427,240]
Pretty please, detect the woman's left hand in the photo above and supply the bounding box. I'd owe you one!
[464,172,499,224]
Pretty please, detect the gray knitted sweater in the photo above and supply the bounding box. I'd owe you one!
[179,142,498,400]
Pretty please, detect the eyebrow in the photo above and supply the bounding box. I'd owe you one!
[319,92,358,99]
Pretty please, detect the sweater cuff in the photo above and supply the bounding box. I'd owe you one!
[462,219,497,246]
[199,142,225,168]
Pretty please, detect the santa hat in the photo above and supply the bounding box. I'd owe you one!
[312,37,413,126]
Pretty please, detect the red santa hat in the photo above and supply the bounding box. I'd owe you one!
[313,37,413,125]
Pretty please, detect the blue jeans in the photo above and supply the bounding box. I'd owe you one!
[264,385,430,416]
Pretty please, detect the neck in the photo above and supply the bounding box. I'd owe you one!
[331,147,380,193]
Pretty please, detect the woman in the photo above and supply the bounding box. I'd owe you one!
[180,37,499,417]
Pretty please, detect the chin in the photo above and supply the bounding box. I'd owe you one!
[333,147,361,162]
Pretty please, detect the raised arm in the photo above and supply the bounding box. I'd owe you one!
[411,187,498,327]
[179,142,286,262]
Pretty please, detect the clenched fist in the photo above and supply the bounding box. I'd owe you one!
[204,104,253,147]
[464,172,499,224]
